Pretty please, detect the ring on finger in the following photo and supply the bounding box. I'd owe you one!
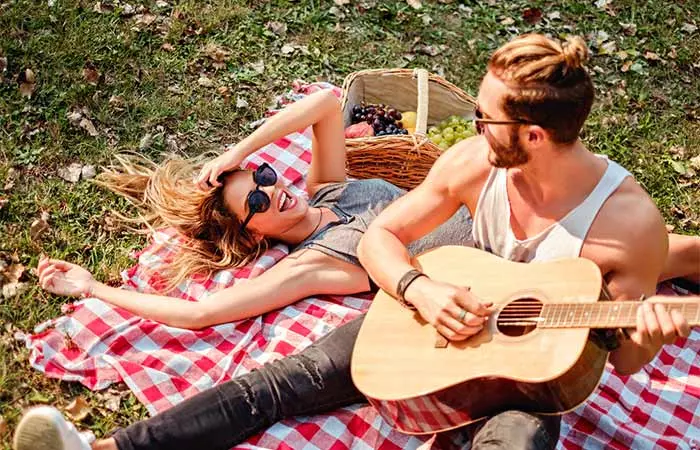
[458,309,467,322]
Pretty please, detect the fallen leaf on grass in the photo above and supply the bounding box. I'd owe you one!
[81,165,96,180]
[681,23,697,34]
[235,97,249,108]
[670,160,688,175]
[198,76,214,87]
[407,0,422,9]
[65,396,92,422]
[161,42,175,52]
[30,211,50,242]
[58,163,83,183]
[0,57,7,81]
[19,68,36,98]
[690,155,700,171]
[620,22,636,36]
[621,61,633,72]
[265,21,287,36]
[522,8,542,25]
[1,253,28,300]
[135,13,157,27]
[500,17,515,26]
[80,118,99,136]
[0,197,7,210]
[547,11,561,20]
[82,62,100,85]
[3,168,18,191]
[644,51,662,61]
[203,43,231,70]
[333,0,350,4]
[0,415,6,437]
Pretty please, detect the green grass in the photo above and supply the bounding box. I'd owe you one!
[1,0,698,446]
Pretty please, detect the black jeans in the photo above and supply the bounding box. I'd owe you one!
[113,316,559,450]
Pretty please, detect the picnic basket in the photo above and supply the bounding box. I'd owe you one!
[341,68,477,190]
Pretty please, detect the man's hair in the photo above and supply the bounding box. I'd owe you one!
[488,34,594,143]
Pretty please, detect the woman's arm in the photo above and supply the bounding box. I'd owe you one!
[38,251,369,330]
[197,89,347,194]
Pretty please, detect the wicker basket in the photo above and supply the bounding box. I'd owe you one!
[341,68,477,190]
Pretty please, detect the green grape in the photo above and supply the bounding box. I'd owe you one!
[428,127,439,136]
[454,125,466,134]
[438,141,449,150]
[442,127,454,135]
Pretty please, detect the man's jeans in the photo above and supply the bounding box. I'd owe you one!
[113,316,560,450]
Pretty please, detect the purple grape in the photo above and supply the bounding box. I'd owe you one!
[395,112,402,120]
[397,121,403,128]
[352,105,362,114]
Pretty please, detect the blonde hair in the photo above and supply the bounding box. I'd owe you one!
[488,34,594,143]
[95,154,269,292]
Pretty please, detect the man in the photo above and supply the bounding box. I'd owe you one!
[14,34,692,450]
[358,33,690,448]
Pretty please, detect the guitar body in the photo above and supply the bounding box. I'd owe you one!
[351,246,607,434]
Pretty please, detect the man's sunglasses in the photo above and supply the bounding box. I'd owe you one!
[239,162,278,234]
[473,106,533,135]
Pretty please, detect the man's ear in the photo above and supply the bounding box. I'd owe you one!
[527,125,547,146]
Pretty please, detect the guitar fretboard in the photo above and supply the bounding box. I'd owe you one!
[539,302,700,328]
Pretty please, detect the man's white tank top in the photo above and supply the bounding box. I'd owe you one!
[471,157,631,262]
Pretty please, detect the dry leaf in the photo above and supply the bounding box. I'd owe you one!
[265,21,287,36]
[414,44,442,57]
[58,163,83,183]
[19,68,36,98]
[665,224,675,233]
[1,256,27,300]
[522,7,542,25]
[407,0,422,9]
[281,44,295,55]
[690,155,700,171]
[547,11,561,20]
[0,197,7,210]
[79,118,99,136]
[681,23,697,34]
[235,97,249,108]
[644,51,661,61]
[82,63,100,85]
[217,86,231,96]
[161,43,175,52]
[139,133,153,151]
[0,415,6,437]
[333,0,350,4]
[64,396,92,422]
[3,168,18,191]
[621,61,633,72]
[203,43,231,69]
[109,95,125,109]
[30,211,50,241]
[500,17,515,25]
[0,57,7,82]
[135,13,157,26]
[250,60,265,74]
[198,76,214,87]
[81,165,96,180]
[620,22,637,36]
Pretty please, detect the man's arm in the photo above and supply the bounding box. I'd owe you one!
[589,187,688,374]
[358,139,494,340]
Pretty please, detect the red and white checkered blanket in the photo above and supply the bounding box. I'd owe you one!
[22,83,699,450]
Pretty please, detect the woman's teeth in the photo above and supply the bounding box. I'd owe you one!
[279,191,293,211]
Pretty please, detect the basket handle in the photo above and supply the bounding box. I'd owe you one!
[413,68,429,135]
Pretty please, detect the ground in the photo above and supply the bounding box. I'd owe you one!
[0,0,698,445]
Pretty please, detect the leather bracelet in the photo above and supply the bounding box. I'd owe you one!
[395,269,427,310]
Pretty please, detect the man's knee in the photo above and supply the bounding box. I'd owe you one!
[471,410,560,450]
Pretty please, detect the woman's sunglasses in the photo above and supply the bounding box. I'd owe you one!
[239,162,278,234]
[473,106,533,135]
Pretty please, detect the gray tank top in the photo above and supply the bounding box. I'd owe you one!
[291,179,474,267]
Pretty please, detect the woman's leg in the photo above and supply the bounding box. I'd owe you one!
[659,233,700,283]
[103,315,366,450]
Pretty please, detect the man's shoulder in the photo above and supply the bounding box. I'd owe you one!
[585,175,667,274]
[597,177,665,237]
[430,137,492,187]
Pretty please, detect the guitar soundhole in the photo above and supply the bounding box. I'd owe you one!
[496,298,543,337]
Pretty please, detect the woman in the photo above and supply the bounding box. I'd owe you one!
[19,89,698,450]
[35,89,474,330]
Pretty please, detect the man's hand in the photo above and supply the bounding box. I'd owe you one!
[404,277,495,341]
[38,257,95,298]
[627,300,691,362]
[196,149,245,190]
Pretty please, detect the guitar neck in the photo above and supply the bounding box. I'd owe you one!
[539,301,700,329]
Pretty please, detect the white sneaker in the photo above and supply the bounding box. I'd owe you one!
[13,406,93,450]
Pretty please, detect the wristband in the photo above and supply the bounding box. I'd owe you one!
[395,269,427,310]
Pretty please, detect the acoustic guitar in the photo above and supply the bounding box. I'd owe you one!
[351,246,699,435]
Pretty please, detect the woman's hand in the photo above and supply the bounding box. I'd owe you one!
[37,257,96,298]
[196,149,245,190]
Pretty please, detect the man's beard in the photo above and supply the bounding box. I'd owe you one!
[486,128,530,168]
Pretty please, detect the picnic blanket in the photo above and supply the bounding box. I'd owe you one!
[22,82,699,450]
